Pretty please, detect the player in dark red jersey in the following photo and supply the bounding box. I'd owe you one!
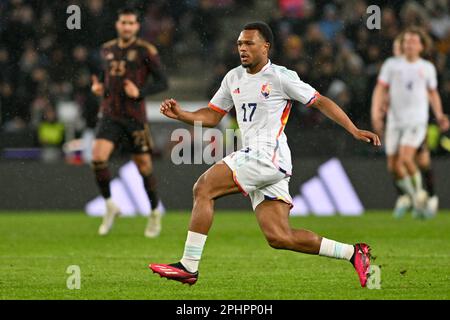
[90,7,168,237]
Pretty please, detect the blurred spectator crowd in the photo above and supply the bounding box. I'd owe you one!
[0,0,249,137]
[0,0,449,152]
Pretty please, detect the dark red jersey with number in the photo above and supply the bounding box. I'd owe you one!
[99,38,163,123]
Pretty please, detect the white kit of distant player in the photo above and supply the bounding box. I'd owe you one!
[378,56,437,155]
[374,28,449,218]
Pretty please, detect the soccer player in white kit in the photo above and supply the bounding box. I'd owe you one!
[372,27,449,218]
[150,22,380,287]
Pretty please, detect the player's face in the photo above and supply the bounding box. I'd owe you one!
[116,14,140,41]
[237,30,269,68]
[402,33,423,58]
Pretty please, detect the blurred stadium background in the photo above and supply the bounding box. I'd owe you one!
[0,0,449,212]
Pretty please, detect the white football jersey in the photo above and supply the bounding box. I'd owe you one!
[378,56,437,128]
[209,60,318,175]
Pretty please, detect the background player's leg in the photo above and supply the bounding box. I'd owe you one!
[132,153,160,210]
[255,200,354,259]
[92,139,115,199]
[388,154,404,196]
[397,145,423,193]
[132,153,162,238]
[179,161,239,272]
[385,128,415,206]
[416,146,434,196]
[398,146,420,182]
[389,154,411,218]
[396,145,428,216]
[394,146,419,204]
[416,146,438,216]
[92,138,118,235]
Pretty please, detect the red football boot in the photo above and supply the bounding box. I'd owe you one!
[351,243,371,287]
[149,262,198,285]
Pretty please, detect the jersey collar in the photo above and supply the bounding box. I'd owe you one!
[118,37,137,49]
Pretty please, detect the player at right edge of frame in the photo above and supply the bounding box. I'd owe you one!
[371,27,449,219]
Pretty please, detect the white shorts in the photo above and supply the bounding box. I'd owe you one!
[223,147,292,210]
[385,125,427,156]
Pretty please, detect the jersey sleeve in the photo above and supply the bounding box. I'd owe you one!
[142,42,162,71]
[279,69,319,107]
[426,63,438,90]
[209,72,234,115]
[139,44,168,98]
[377,59,392,87]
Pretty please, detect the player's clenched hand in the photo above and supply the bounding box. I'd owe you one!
[353,129,381,146]
[124,79,140,99]
[437,114,450,132]
[160,98,182,120]
[91,75,104,97]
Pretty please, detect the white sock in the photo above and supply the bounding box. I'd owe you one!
[396,176,416,198]
[105,198,115,210]
[319,238,354,261]
[180,231,207,273]
[150,208,161,216]
[412,171,423,193]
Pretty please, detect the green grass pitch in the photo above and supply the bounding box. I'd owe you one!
[1,211,449,300]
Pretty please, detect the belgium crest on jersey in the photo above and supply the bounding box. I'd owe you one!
[261,82,271,99]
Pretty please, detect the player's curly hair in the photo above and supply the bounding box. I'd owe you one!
[398,26,433,58]
[243,21,274,50]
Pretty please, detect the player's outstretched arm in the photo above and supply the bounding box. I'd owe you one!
[371,83,389,138]
[312,95,381,146]
[428,89,450,132]
[160,98,224,127]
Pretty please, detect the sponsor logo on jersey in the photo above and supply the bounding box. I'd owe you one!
[233,87,240,94]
